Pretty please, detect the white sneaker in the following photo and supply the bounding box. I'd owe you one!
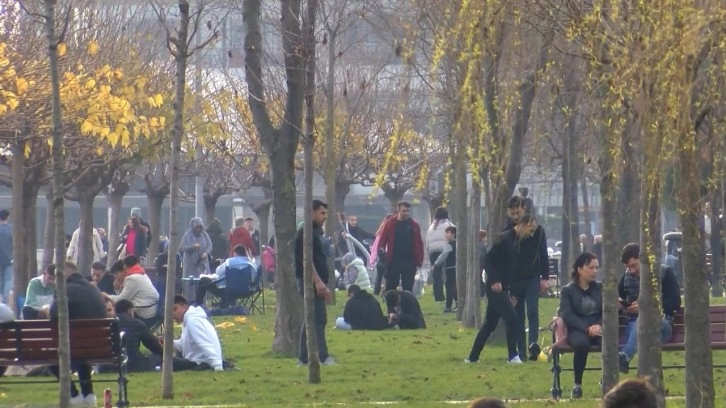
[508,356,523,364]
[464,358,479,364]
[84,394,97,407]
[70,395,85,406]
[320,357,337,366]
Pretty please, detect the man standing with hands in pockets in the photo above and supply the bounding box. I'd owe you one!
[295,200,335,366]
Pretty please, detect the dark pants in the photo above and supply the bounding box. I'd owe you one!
[567,330,601,384]
[374,262,386,295]
[444,266,457,309]
[172,357,211,371]
[50,362,93,398]
[21,306,42,320]
[467,287,519,362]
[297,279,329,364]
[429,252,444,301]
[385,260,416,292]
[196,276,225,307]
[515,276,541,357]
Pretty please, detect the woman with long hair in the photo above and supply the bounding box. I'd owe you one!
[559,252,601,399]
[426,207,454,304]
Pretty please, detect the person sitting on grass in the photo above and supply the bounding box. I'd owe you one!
[601,378,656,408]
[162,295,224,371]
[106,255,160,327]
[335,285,391,330]
[22,264,56,319]
[384,289,426,329]
[115,299,163,372]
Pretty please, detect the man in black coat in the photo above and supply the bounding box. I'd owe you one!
[89,262,116,295]
[384,289,426,329]
[337,285,391,330]
[49,261,107,405]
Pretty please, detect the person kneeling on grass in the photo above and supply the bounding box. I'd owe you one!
[162,295,224,371]
[115,299,163,372]
[384,289,426,329]
[335,285,392,330]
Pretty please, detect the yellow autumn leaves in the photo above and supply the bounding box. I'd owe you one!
[0,39,168,149]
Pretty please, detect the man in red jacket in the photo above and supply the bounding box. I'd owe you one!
[228,217,256,257]
[377,201,424,292]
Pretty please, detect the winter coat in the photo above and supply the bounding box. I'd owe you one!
[377,217,424,267]
[228,227,255,257]
[344,256,371,292]
[67,227,106,264]
[108,264,160,319]
[50,273,106,321]
[120,225,148,258]
[173,305,223,370]
[426,219,454,254]
[181,218,213,278]
[206,222,229,261]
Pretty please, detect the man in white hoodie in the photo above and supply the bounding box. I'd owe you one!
[170,294,224,371]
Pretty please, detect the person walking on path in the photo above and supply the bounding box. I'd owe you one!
[377,202,424,292]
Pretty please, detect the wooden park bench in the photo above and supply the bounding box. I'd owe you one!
[549,305,726,399]
[0,318,129,407]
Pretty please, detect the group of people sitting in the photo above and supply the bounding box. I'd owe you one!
[14,255,228,405]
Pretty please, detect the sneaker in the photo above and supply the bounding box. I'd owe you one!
[70,395,85,406]
[297,360,308,367]
[83,394,97,407]
[571,386,583,399]
[508,356,523,364]
[528,342,541,361]
[443,308,453,313]
[618,352,630,374]
[320,357,337,366]
[464,358,479,364]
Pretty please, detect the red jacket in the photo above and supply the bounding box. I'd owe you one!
[228,227,256,256]
[377,217,424,267]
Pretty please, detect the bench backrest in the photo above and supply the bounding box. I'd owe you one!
[616,306,726,344]
[0,318,122,365]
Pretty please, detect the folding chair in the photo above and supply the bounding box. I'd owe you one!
[223,265,265,315]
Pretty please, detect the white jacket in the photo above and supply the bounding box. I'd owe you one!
[426,220,454,254]
[108,273,159,319]
[66,227,106,264]
[173,306,223,370]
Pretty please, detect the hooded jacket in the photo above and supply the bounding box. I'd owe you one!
[342,254,371,292]
[206,221,229,261]
[181,218,213,277]
[173,305,223,370]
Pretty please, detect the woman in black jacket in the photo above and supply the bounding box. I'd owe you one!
[465,222,527,364]
[559,252,602,399]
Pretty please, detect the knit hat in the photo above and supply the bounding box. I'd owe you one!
[130,207,142,217]
[342,252,357,266]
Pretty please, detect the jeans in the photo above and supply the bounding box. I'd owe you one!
[0,264,12,303]
[429,252,444,301]
[297,279,329,364]
[621,316,674,360]
[515,276,542,357]
[467,286,519,362]
[335,317,352,330]
[50,362,93,398]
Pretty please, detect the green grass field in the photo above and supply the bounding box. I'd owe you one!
[1,290,725,407]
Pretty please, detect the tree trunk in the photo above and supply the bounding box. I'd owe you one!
[252,195,271,248]
[453,144,468,322]
[42,187,55,270]
[598,121,621,393]
[45,0,71,405]
[709,122,723,297]
[147,193,165,264]
[106,191,124,267]
[580,176,591,241]
[561,149,579,286]
[383,187,405,214]
[203,192,218,224]
[677,112,715,408]
[161,0,191,399]
[617,118,641,246]
[323,23,338,302]
[77,195,95,274]
[638,177,665,406]
[334,182,349,214]
[462,175,481,328]
[11,141,27,306]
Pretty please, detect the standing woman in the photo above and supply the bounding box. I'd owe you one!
[464,221,524,364]
[426,207,454,303]
[119,216,148,260]
[180,217,213,279]
[559,252,602,399]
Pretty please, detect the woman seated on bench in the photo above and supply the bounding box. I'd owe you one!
[559,252,602,399]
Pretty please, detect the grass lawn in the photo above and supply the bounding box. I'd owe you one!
[1,289,725,407]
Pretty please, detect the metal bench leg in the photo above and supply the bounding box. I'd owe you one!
[550,350,562,399]
[116,363,129,408]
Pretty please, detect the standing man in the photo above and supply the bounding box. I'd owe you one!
[228,217,255,256]
[0,209,11,303]
[295,199,334,366]
[245,217,261,257]
[377,202,424,292]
